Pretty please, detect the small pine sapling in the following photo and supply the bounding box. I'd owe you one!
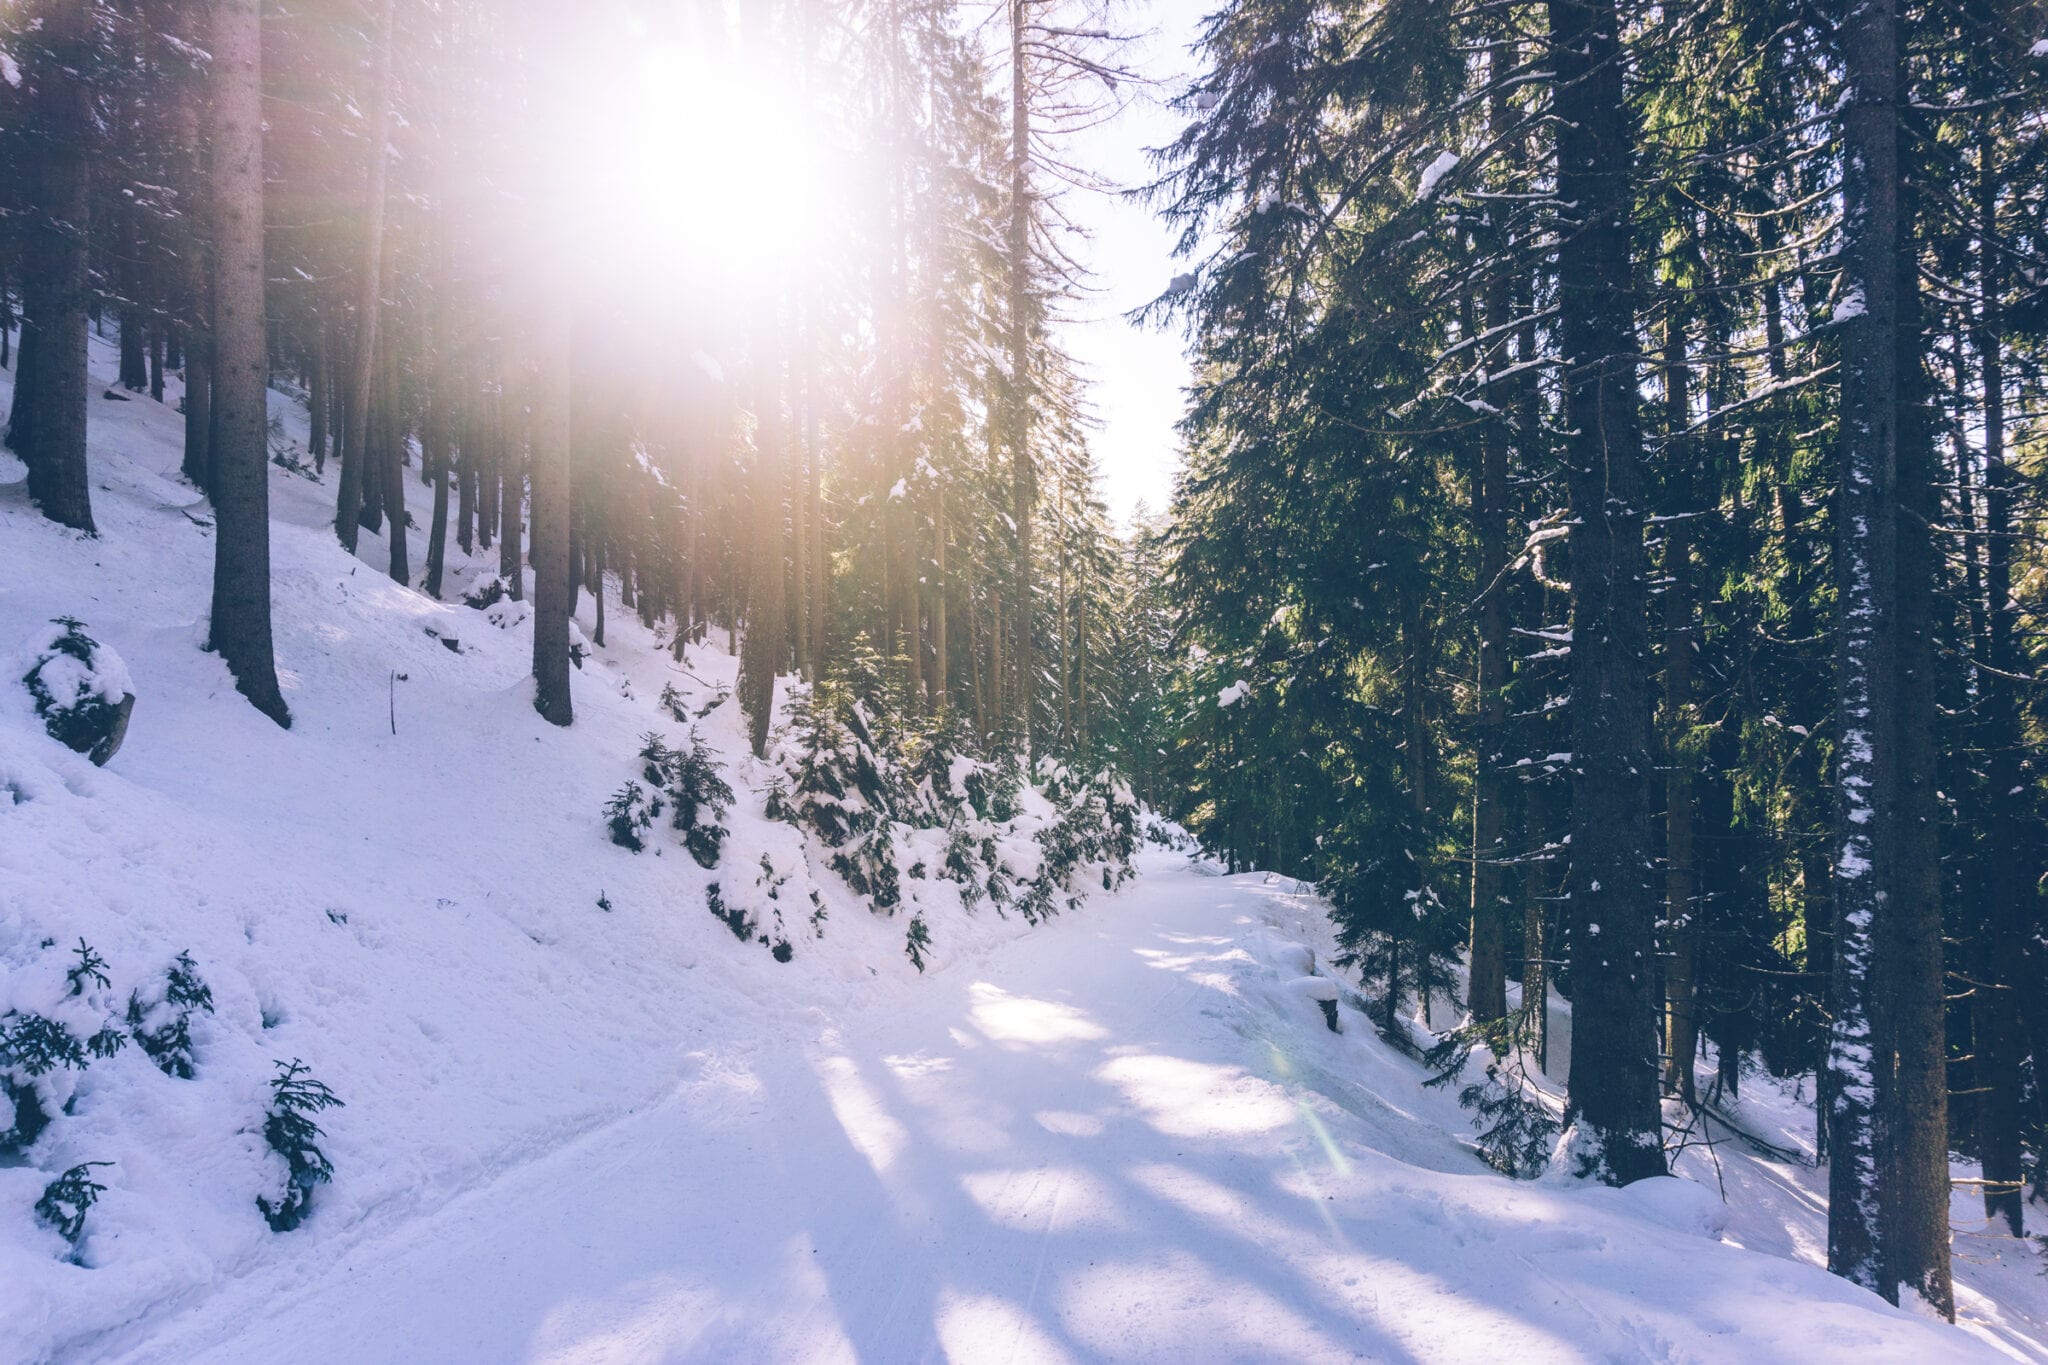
[66,939,110,997]
[904,913,932,972]
[639,730,734,867]
[256,1059,344,1232]
[2,1013,88,1075]
[23,618,133,762]
[36,1161,113,1248]
[128,952,215,1079]
[604,780,659,852]
[165,951,213,1012]
[659,681,690,723]
[704,883,754,942]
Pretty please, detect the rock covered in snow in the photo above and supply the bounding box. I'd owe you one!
[18,619,135,766]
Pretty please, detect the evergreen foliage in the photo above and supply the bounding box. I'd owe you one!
[35,1161,112,1247]
[1425,1021,1561,1179]
[256,1059,344,1233]
[65,939,110,997]
[128,952,215,1079]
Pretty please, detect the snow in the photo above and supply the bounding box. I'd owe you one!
[1836,286,1866,321]
[2,336,2042,1362]
[2032,38,2048,56]
[1217,679,1249,708]
[1417,150,1460,202]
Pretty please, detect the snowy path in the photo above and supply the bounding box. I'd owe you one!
[93,859,1988,1364]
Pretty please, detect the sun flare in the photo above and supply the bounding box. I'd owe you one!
[537,33,831,310]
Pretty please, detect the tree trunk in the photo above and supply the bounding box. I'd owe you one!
[1885,127,1951,1316]
[530,338,573,726]
[206,0,289,728]
[334,0,396,554]
[1007,0,1036,752]
[501,404,525,598]
[1970,132,2026,1240]
[1548,0,1663,1184]
[17,0,96,534]
[1468,68,1516,1021]
[1827,0,1901,1300]
[739,341,787,757]
[1660,314,1701,1102]
[310,319,329,472]
[383,349,409,584]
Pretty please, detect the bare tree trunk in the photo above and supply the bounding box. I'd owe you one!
[739,337,787,757]
[1887,139,1951,1318]
[501,400,525,598]
[334,0,396,554]
[1660,313,1701,1102]
[530,335,573,726]
[383,347,409,584]
[1007,0,1036,752]
[1827,0,1901,1297]
[206,0,288,727]
[16,0,96,534]
[1549,0,1663,1184]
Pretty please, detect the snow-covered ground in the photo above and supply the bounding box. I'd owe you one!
[2,336,2043,1362]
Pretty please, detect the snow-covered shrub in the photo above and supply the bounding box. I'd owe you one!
[3,1013,89,1078]
[19,617,136,766]
[770,680,889,846]
[831,826,902,913]
[634,731,733,868]
[904,913,932,972]
[704,882,754,942]
[127,951,214,1079]
[705,853,811,961]
[256,1059,344,1232]
[65,939,111,997]
[604,780,659,852]
[1020,770,1140,922]
[36,1160,111,1249]
[0,1013,90,1156]
[460,575,507,610]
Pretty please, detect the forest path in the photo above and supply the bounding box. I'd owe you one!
[103,857,1990,1364]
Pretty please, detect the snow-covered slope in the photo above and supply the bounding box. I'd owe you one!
[76,866,2047,1363]
[1,341,2042,1362]
[0,339,1122,1363]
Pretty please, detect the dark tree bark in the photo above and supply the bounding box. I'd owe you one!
[1827,0,1900,1301]
[309,317,329,472]
[334,0,396,554]
[1971,132,2026,1240]
[1885,127,1951,1318]
[382,350,408,584]
[205,0,289,728]
[1660,313,1701,1101]
[1006,0,1037,751]
[1548,0,1664,1185]
[530,343,572,725]
[16,0,97,534]
[738,345,787,758]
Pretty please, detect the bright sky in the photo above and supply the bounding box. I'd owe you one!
[1055,0,1206,526]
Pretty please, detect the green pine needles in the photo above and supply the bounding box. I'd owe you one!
[618,730,734,867]
[257,1059,344,1232]
[66,939,110,997]
[1425,1019,1561,1179]
[128,951,215,1079]
[36,1161,113,1248]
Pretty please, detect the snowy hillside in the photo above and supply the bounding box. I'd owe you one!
[1,345,2042,1361]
